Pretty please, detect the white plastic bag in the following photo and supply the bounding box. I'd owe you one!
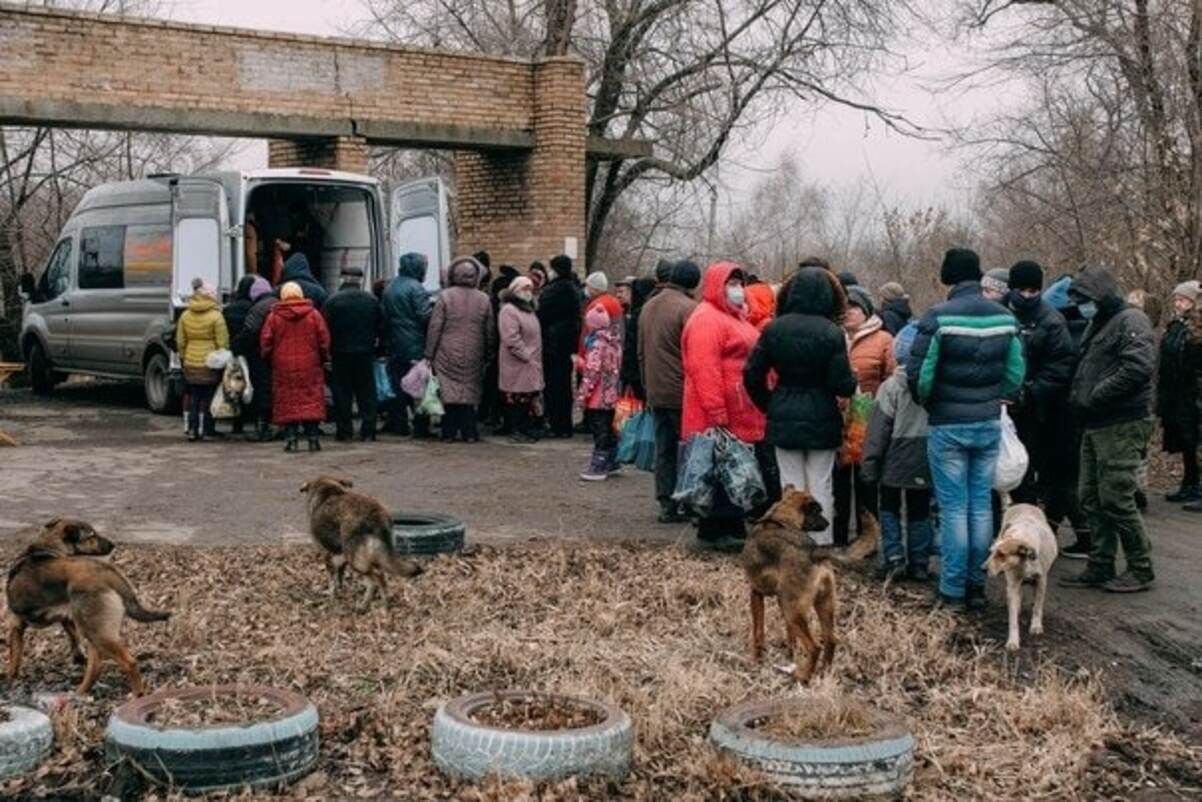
[993,407,1029,492]
[238,356,253,405]
[205,348,232,370]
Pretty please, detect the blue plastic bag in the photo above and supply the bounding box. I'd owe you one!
[672,430,717,516]
[617,410,656,471]
[374,358,396,404]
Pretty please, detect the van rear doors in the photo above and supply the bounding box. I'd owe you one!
[171,177,231,307]
[391,177,452,291]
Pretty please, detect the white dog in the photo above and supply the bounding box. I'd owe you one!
[985,503,1058,652]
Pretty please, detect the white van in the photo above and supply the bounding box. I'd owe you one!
[19,169,451,412]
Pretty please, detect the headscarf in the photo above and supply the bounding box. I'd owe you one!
[248,276,272,302]
[280,281,304,301]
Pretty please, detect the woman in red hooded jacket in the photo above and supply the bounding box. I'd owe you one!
[680,261,772,547]
[261,281,331,453]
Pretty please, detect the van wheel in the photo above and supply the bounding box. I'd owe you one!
[26,341,58,396]
[144,352,181,415]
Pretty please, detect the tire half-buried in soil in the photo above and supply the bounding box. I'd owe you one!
[391,511,465,556]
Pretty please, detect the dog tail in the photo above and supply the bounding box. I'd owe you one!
[388,553,424,578]
[112,573,171,623]
[812,512,879,565]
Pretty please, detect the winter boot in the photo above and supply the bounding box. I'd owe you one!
[508,405,538,445]
[306,423,322,452]
[1061,531,1092,560]
[878,509,905,569]
[906,517,935,583]
[185,412,199,442]
[1059,564,1113,588]
[283,424,299,453]
[579,450,609,481]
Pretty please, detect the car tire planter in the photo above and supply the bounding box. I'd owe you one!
[104,685,319,794]
[431,690,634,782]
[391,512,465,557]
[709,698,914,798]
[0,705,54,780]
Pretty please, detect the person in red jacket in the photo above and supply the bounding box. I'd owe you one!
[261,281,332,453]
[681,261,770,548]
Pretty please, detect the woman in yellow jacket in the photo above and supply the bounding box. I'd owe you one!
[176,277,230,441]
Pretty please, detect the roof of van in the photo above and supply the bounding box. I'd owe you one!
[75,178,172,213]
[241,168,379,185]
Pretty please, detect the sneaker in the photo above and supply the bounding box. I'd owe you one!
[579,468,608,481]
[1166,484,1202,503]
[1059,568,1113,588]
[965,585,987,611]
[1061,538,1092,560]
[1103,571,1154,593]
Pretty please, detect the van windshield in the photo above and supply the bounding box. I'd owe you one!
[244,183,375,293]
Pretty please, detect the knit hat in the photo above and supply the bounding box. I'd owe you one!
[837,270,859,289]
[550,254,573,277]
[509,276,534,297]
[584,304,611,333]
[982,268,1010,296]
[585,271,609,294]
[1008,260,1044,291]
[669,260,701,290]
[280,281,303,301]
[846,285,875,317]
[893,321,918,364]
[655,259,674,283]
[1172,280,1200,304]
[941,248,982,286]
[878,282,908,302]
[248,276,272,302]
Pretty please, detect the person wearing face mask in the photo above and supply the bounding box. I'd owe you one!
[498,276,545,444]
[1061,265,1157,593]
[680,262,768,549]
[1005,261,1077,517]
[1156,280,1201,505]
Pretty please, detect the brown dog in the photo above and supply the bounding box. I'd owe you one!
[741,487,878,683]
[6,518,170,696]
[300,477,422,610]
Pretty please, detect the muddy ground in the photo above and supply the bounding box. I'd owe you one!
[2,379,1201,750]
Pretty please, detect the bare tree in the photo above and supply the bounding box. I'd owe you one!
[356,0,918,266]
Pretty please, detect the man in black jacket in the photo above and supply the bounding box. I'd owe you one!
[1006,261,1077,513]
[324,266,381,442]
[1060,265,1157,593]
[538,254,583,438]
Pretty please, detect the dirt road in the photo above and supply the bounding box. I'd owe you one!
[2,380,1200,745]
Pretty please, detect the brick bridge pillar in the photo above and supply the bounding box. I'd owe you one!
[267,135,369,174]
[454,57,587,271]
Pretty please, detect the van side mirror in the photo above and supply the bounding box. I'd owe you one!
[19,272,36,299]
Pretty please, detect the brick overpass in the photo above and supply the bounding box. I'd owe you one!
[0,3,647,269]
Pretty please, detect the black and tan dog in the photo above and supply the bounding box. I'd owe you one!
[300,477,422,610]
[742,487,878,683]
[5,518,170,696]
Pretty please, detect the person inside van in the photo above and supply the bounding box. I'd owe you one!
[176,277,229,442]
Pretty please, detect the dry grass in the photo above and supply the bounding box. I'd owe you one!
[147,692,287,730]
[748,692,876,741]
[0,540,1197,800]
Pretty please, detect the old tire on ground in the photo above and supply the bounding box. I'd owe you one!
[391,512,465,556]
[709,698,914,798]
[0,705,54,780]
[104,684,319,794]
[431,690,633,782]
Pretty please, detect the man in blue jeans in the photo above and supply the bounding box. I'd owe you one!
[908,248,1025,611]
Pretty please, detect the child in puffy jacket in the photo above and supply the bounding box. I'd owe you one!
[861,322,934,583]
[575,304,622,481]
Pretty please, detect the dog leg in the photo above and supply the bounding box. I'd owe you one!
[76,644,104,695]
[792,614,820,684]
[750,590,765,662]
[324,553,338,596]
[356,578,376,613]
[61,620,86,665]
[816,589,838,676]
[101,640,145,697]
[7,618,26,680]
[372,568,389,609]
[1030,573,1047,638]
[1005,576,1023,652]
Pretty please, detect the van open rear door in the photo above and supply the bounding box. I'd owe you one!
[391,177,452,291]
[171,177,231,308]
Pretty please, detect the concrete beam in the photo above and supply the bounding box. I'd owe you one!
[586,135,654,160]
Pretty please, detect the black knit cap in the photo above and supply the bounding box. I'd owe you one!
[655,259,674,283]
[549,254,573,277]
[1008,260,1044,291]
[941,248,982,286]
[669,259,701,290]
[837,270,859,288]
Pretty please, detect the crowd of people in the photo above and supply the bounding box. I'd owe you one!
[173,244,1202,609]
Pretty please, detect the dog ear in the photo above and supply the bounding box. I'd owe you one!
[43,517,63,530]
[984,554,1002,576]
[299,480,311,494]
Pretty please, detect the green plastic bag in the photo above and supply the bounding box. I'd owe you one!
[838,393,873,467]
[417,374,445,417]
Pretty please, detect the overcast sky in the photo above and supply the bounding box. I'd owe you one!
[168,0,1007,216]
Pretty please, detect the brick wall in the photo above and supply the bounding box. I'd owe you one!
[268,137,369,174]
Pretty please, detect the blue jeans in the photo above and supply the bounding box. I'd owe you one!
[929,420,1001,598]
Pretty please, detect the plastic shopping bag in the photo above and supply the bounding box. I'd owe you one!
[400,359,431,400]
[713,428,766,511]
[237,356,253,405]
[613,390,645,434]
[993,406,1029,492]
[616,409,656,471]
[204,348,232,370]
[837,393,874,467]
[416,374,445,417]
[374,358,396,404]
[672,430,717,516]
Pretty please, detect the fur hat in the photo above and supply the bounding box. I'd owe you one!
[248,276,272,302]
[846,285,875,317]
[1172,280,1200,304]
[585,271,609,294]
[1008,260,1044,291]
[669,260,701,290]
[878,281,908,302]
[941,248,982,286]
[508,276,534,298]
[280,281,304,301]
[982,268,1010,296]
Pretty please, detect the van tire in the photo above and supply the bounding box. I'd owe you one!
[26,340,58,396]
[143,351,181,415]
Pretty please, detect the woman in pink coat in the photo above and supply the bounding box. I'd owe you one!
[497,276,544,444]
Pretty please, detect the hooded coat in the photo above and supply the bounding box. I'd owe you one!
[260,298,331,424]
[1068,266,1156,430]
[681,262,766,443]
[577,306,622,410]
[745,282,777,331]
[278,254,328,310]
[879,296,912,336]
[847,315,895,396]
[425,259,496,405]
[222,276,257,344]
[744,267,857,451]
[498,289,544,393]
[381,256,433,364]
[176,293,229,371]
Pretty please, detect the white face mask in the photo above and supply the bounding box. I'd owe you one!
[726,285,746,307]
[515,289,534,303]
